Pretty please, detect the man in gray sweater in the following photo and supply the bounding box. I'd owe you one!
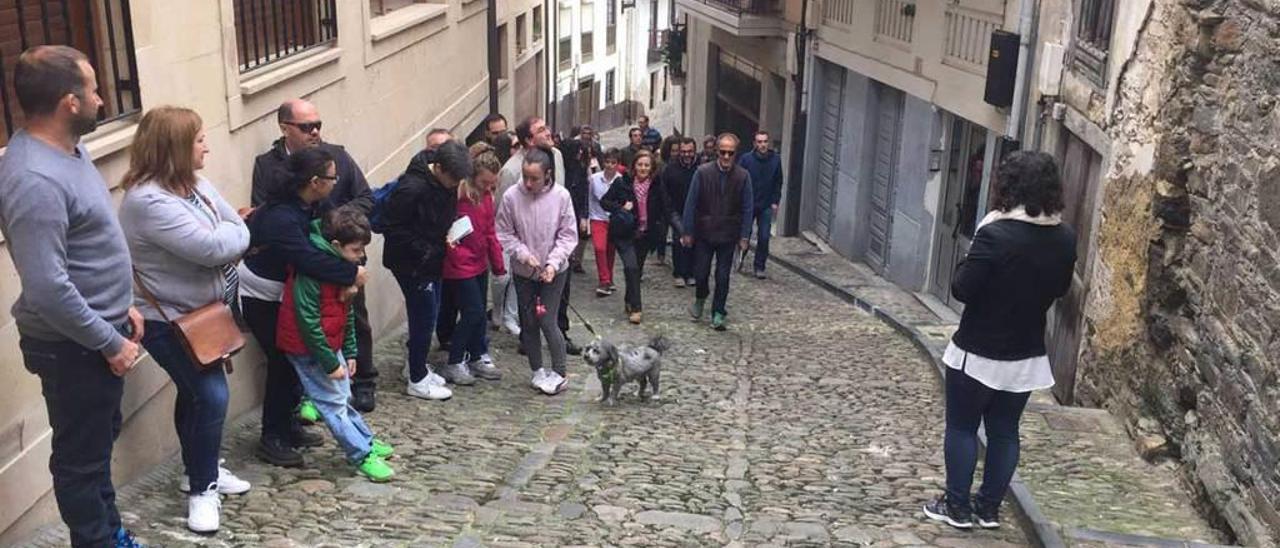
[0,46,145,548]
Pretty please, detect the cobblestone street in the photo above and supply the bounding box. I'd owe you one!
[19,257,1031,547]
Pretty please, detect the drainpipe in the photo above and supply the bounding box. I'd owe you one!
[488,0,500,114]
[548,0,558,126]
[1003,0,1039,144]
[782,0,812,237]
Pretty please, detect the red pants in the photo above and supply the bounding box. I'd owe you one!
[590,219,615,286]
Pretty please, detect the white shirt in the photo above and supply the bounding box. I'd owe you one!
[943,341,1055,392]
[588,171,620,221]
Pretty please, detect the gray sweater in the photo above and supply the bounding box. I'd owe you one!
[0,130,133,355]
[119,177,249,322]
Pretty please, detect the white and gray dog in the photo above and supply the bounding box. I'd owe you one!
[582,335,669,406]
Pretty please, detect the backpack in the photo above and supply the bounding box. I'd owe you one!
[369,177,399,233]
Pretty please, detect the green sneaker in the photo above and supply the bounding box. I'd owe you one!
[690,298,706,321]
[297,398,320,424]
[711,312,727,331]
[357,454,394,482]
[370,438,394,459]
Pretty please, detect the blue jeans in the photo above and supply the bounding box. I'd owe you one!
[444,274,489,366]
[142,321,229,493]
[288,351,374,464]
[751,207,773,271]
[20,336,123,548]
[395,272,441,383]
[944,367,1031,509]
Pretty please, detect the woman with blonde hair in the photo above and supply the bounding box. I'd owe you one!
[118,106,252,533]
[438,143,508,384]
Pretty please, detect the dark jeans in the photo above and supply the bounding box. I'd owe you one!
[653,224,668,258]
[351,288,376,388]
[436,280,458,348]
[141,321,228,493]
[514,272,568,375]
[20,336,123,548]
[944,366,1032,509]
[557,268,572,337]
[615,237,643,312]
[444,274,490,366]
[751,207,773,272]
[243,296,302,444]
[694,240,737,315]
[671,234,694,280]
[395,272,442,383]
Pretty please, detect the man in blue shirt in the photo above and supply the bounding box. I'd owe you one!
[638,115,663,151]
[681,134,754,331]
[737,130,784,279]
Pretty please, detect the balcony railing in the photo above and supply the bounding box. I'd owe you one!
[874,0,915,49]
[233,0,338,73]
[823,0,855,27]
[687,0,779,15]
[943,4,1002,75]
[647,28,664,65]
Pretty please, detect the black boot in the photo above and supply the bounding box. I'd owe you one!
[352,384,376,413]
[565,336,582,356]
[256,437,304,468]
[291,426,324,448]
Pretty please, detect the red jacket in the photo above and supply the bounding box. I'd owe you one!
[443,192,506,280]
[277,266,356,372]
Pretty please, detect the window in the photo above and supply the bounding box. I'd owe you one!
[497,24,509,78]
[0,0,141,147]
[605,69,615,104]
[370,0,427,17]
[532,5,543,42]
[580,0,594,64]
[1071,0,1115,86]
[649,70,657,109]
[516,13,527,54]
[558,4,572,71]
[605,0,616,54]
[234,0,338,73]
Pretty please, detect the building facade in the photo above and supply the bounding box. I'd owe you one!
[0,0,521,542]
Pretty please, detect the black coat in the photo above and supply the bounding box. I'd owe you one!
[950,219,1077,361]
[559,139,590,221]
[601,175,668,245]
[251,139,373,214]
[243,198,358,286]
[380,150,457,279]
[660,160,697,235]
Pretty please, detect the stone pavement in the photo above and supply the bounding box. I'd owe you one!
[16,249,1033,547]
[768,236,1232,548]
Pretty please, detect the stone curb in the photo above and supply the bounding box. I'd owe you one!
[766,250,1069,548]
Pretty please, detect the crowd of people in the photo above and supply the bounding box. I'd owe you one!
[0,44,1075,546]
[0,45,783,546]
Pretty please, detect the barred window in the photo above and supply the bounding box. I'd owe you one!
[1071,0,1114,86]
[233,0,338,74]
[0,0,141,147]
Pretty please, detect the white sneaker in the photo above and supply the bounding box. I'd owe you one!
[187,483,221,533]
[502,318,522,337]
[407,373,453,401]
[425,369,449,387]
[530,368,549,391]
[539,370,568,395]
[179,460,251,495]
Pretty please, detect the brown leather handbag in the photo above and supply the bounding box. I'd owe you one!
[134,271,244,371]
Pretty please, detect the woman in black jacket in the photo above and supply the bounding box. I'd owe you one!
[241,147,365,467]
[600,150,667,324]
[923,151,1077,530]
[382,140,473,400]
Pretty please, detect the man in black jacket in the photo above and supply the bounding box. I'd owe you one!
[662,137,698,286]
[383,140,473,398]
[250,99,380,412]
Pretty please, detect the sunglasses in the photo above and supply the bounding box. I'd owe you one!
[284,120,323,133]
[717,150,736,157]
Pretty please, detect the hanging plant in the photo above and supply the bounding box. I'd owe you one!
[663,24,688,83]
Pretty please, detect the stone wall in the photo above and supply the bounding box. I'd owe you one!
[1075,0,1280,545]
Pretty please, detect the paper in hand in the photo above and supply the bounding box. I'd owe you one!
[447,215,474,245]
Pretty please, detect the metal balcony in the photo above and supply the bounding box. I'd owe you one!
[674,0,788,37]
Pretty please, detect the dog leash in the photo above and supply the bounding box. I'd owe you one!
[567,300,598,338]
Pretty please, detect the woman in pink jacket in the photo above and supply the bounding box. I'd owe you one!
[440,143,508,385]
[495,146,580,395]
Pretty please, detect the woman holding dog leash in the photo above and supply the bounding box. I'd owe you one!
[495,146,580,396]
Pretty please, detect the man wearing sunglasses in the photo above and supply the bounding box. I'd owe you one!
[680,133,754,331]
[249,99,379,418]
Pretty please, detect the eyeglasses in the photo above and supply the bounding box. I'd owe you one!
[717,150,736,157]
[283,120,323,133]
[315,174,339,183]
